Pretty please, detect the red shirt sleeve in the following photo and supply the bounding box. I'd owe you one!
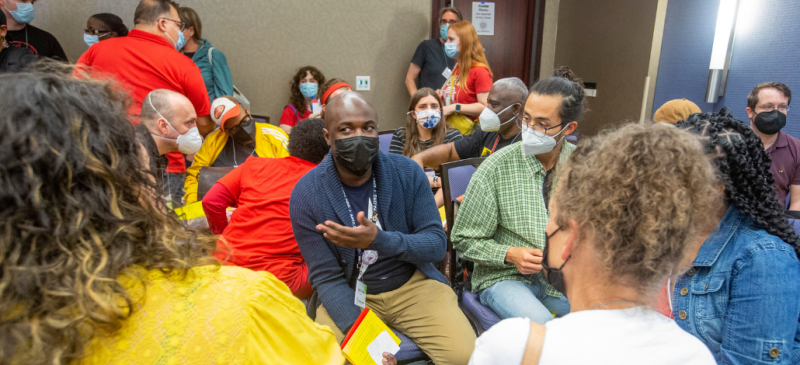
[217,162,245,198]
[202,183,236,235]
[183,66,211,116]
[279,105,299,127]
[469,66,493,95]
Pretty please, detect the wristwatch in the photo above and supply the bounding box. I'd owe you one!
[433,176,439,187]
[455,103,462,113]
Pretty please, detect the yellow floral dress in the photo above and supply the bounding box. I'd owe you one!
[78,265,343,365]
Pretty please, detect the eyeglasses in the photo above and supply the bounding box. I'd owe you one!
[440,19,458,25]
[163,18,186,31]
[84,29,111,35]
[517,117,565,136]
[757,104,790,113]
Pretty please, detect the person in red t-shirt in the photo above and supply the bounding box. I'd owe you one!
[203,119,329,299]
[439,21,493,135]
[278,65,325,135]
[75,0,214,183]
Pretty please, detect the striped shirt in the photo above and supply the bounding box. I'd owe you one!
[388,127,462,157]
[451,142,576,297]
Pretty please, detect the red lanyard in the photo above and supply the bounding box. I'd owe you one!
[491,136,500,153]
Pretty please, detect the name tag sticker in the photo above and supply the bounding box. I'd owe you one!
[442,67,452,79]
[355,280,367,308]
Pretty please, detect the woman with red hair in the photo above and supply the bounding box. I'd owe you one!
[440,21,493,135]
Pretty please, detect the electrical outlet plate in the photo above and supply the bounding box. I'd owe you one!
[356,76,370,91]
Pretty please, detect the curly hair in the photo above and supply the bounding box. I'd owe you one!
[288,66,325,114]
[553,123,721,296]
[676,108,800,256]
[0,67,217,364]
[288,118,328,164]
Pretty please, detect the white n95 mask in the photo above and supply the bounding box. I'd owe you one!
[479,104,518,132]
[522,124,567,157]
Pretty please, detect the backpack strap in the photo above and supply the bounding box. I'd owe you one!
[207,46,214,66]
[287,104,301,123]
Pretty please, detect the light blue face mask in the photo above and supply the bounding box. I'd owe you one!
[440,24,449,40]
[444,42,459,59]
[300,83,318,99]
[6,1,34,24]
[165,21,186,51]
[83,33,107,47]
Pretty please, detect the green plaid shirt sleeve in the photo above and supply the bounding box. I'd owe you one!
[451,143,576,297]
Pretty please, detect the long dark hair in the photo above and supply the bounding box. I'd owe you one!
[676,108,800,256]
[403,88,450,157]
[0,67,216,364]
[288,66,325,114]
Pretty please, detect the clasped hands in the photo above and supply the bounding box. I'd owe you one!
[316,211,378,249]
[505,247,544,275]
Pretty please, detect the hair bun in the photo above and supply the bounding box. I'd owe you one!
[553,66,584,88]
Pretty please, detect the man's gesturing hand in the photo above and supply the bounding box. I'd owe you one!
[505,247,544,275]
[316,211,378,249]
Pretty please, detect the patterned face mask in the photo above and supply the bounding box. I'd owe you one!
[414,109,441,129]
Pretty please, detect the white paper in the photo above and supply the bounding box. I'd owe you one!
[472,2,495,36]
[354,280,367,308]
[311,101,322,114]
[442,67,452,79]
[367,330,400,365]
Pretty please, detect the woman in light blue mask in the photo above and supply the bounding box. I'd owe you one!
[84,13,127,48]
[278,66,326,135]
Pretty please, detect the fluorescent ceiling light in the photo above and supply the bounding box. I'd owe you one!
[710,0,738,69]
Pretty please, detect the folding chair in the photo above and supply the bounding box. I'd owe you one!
[251,114,271,126]
[379,129,395,154]
[440,158,502,335]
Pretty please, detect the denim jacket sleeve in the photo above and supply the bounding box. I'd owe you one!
[717,246,800,365]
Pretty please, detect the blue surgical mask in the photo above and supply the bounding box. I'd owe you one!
[300,83,318,99]
[444,42,459,59]
[6,1,34,24]
[440,24,449,40]
[165,22,186,51]
[83,34,102,47]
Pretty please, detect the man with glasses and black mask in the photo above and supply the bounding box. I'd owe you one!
[451,73,586,324]
[745,82,799,210]
[183,95,289,204]
[76,0,215,194]
[290,91,475,365]
[405,6,461,97]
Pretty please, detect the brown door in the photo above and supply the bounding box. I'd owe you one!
[443,0,542,83]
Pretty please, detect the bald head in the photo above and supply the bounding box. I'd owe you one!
[323,91,378,130]
[140,89,197,138]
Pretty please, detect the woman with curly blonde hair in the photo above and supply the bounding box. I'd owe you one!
[0,70,342,365]
[470,123,719,365]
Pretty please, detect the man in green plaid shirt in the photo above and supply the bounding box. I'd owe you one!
[451,75,585,324]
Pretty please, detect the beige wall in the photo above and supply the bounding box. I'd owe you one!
[33,0,431,130]
[553,0,659,137]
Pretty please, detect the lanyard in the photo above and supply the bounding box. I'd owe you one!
[491,133,520,153]
[340,178,380,269]
[448,64,459,106]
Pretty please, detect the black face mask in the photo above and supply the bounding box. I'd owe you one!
[228,116,256,144]
[542,227,570,296]
[333,135,380,176]
[753,110,787,135]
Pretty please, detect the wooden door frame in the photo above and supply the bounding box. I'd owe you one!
[431,0,546,84]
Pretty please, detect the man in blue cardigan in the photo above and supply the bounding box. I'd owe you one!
[290,92,475,365]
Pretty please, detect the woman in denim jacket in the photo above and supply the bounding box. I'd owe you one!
[675,109,800,364]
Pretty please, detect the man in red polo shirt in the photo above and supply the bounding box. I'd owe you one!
[202,119,329,300]
[75,0,214,201]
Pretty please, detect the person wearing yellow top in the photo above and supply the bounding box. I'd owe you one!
[0,67,342,365]
[183,96,290,204]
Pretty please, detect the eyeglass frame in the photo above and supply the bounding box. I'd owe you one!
[756,104,791,113]
[439,19,459,26]
[517,117,566,136]
[84,29,111,35]
[162,18,186,31]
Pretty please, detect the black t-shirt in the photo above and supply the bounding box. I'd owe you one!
[410,38,456,90]
[454,129,522,159]
[6,24,67,61]
[134,123,167,186]
[183,52,195,59]
[342,175,416,294]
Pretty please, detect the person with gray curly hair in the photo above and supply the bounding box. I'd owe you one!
[469,123,719,365]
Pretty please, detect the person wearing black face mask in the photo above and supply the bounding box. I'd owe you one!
[469,123,720,365]
[182,95,290,204]
[745,82,800,210]
[289,91,476,365]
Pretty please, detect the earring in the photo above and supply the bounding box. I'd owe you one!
[1,38,8,48]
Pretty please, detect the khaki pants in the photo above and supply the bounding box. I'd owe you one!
[316,271,476,365]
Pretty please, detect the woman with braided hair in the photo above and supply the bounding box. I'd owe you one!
[674,108,800,364]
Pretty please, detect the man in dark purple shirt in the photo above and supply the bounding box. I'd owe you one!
[746,82,799,209]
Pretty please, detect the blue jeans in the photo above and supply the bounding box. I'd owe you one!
[479,279,570,324]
